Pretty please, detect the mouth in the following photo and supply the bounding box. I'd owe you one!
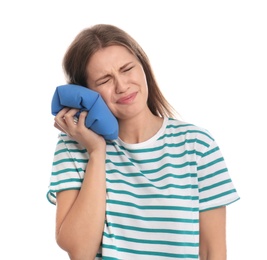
[117,92,137,104]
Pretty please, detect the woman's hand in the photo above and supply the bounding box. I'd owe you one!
[54,107,106,153]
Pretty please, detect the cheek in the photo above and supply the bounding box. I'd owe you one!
[97,89,113,106]
[137,69,148,89]
[140,74,149,94]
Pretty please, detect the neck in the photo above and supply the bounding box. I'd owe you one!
[118,109,164,144]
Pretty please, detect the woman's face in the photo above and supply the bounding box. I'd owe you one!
[86,45,149,120]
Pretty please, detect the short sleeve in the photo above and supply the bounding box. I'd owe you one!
[47,133,88,205]
[197,137,240,211]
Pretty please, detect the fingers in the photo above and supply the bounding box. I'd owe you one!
[54,108,77,134]
[73,116,79,125]
[54,121,66,133]
[54,108,88,136]
[63,109,80,125]
[54,107,69,129]
[77,111,87,125]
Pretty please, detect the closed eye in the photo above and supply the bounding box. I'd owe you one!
[123,66,134,72]
[98,78,110,85]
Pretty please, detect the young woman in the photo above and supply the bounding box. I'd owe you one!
[47,24,239,260]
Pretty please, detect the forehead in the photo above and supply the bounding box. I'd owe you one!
[87,45,137,74]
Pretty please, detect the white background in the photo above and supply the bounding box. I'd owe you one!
[1,0,266,259]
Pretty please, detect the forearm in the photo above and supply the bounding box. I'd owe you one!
[57,149,106,259]
[199,251,226,260]
[199,207,227,260]
[199,238,226,260]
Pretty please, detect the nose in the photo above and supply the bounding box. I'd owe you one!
[115,76,128,94]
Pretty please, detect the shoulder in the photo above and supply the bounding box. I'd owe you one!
[54,132,88,159]
[165,117,214,142]
[57,132,85,149]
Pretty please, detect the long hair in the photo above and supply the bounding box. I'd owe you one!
[63,24,176,118]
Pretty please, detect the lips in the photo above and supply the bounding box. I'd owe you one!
[117,92,137,104]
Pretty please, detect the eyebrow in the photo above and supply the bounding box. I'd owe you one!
[119,61,134,71]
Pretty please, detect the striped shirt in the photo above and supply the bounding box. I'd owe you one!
[47,117,239,259]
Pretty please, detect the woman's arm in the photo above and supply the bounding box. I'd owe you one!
[199,206,227,260]
[54,109,107,260]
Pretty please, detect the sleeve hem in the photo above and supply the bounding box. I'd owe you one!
[199,197,240,212]
[46,187,81,205]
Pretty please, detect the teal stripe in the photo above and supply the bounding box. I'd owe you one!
[166,122,212,140]
[198,168,228,181]
[106,188,199,200]
[65,140,79,144]
[106,168,141,176]
[129,150,201,164]
[103,232,199,247]
[159,129,214,141]
[50,178,82,186]
[148,173,198,182]
[106,151,125,156]
[48,191,56,199]
[102,244,198,258]
[46,191,56,205]
[49,187,80,193]
[197,157,224,171]
[55,148,87,155]
[106,169,197,182]
[53,158,88,165]
[106,169,141,177]
[202,146,219,157]
[142,161,197,174]
[52,167,84,175]
[57,139,63,144]
[107,222,199,235]
[54,148,68,155]
[106,141,117,146]
[107,199,198,212]
[105,160,133,167]
[116,139,209,154]
[106,179,198,190]
[166,122,194,128]
[199,179,232,192]
[59,138,79,144]
[200,189,237,203]
[106,211,199,223]
[200,197,240,212]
